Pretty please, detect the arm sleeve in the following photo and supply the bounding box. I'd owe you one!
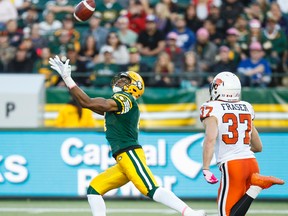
[111,93,132,114]
[200,102,219,122]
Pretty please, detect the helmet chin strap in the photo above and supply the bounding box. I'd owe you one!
[113,86,122,93]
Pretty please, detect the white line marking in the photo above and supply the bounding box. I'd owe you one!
[0,208,287,214]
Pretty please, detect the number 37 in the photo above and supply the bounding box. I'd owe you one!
[200,106,251,145]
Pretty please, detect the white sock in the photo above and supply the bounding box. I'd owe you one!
[246,185,262,199]
[87,194,106,216]
[153,187,198,215]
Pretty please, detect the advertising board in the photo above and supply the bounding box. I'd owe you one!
[0,131,287,199]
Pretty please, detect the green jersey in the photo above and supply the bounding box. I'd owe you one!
[105,91,141,156]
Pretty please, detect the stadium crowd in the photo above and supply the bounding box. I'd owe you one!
[0,0,288,88]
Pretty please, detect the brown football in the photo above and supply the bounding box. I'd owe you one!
[73,0,96,22]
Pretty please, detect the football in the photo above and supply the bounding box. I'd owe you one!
[73,0,96,22]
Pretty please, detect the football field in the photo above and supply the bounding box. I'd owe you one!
[0,199,287,216]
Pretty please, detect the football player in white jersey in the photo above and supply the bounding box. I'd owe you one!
[200,72,285,216]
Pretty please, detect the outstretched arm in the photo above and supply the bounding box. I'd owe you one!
[49,56,118,115]
[69,86,118,115]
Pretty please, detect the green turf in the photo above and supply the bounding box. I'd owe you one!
[0,199,287,215]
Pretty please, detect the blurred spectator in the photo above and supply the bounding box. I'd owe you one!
[0,30,16,72]
[78,35,99,70]
[164,32,185,73]
[237,41,272,87]
[1,0,287,88]
[66,45,90,87]
[240,19,262,57]
[120,46,152,85]
[53,14,80,51]
[0,0,18,24]
[192,27,217,72]
[7,46,33,73]
[33,47,59,87]
[55,97,95,128]
[184,3,203,33]
[172,14,196,52]
[19,4,39,31]
[14,0,32,13]
[160,0,179,21]
[99,32,129,65]
[180,51,202,89]
[210,45,237,74]
[224,28,242,64]
[203,18,222,46]
[91,46,119,87]
[96,0,123,28]
[116,16,138,47]
[45,0,74,21]
[29,23,48,50]
[49,29,79,57]
[39,11,62,41]
[153,51,176,87]
[154,2,173,35]
[136,14,166,68]
[18,37,38,62]
[220,0,244,30]
[234,15,249,43]
[243,1,265,22]
[126,0,149,34]
[6,19,23,47]
[269,1,288,36]
[82,12,109,51]
[255,0,270,14]
[262,11,287,85]
[193,0,215,21]
[207,3,225,37]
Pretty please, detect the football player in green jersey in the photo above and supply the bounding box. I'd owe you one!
[49,55,206,216]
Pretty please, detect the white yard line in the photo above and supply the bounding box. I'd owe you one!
[0,208,287,215]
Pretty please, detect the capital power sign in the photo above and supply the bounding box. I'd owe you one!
[0,131,287,199]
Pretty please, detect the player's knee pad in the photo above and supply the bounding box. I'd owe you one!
[87,185,100,195]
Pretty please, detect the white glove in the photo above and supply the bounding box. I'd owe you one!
[49,55,76,89]
[203,169,218,184]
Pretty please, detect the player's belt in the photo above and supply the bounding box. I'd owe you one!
[113,145,142,159]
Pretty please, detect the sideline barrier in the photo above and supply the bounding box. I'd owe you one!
[45,87,288,128]
[0,130,287,199]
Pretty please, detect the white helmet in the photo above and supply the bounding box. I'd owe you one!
[209,71,241,102]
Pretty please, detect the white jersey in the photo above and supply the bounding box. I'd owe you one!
[200,100,255,165]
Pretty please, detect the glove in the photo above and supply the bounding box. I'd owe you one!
[203,169,218,184]
[49,55,76,89]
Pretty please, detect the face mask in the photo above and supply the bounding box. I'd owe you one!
[113,86,122,93]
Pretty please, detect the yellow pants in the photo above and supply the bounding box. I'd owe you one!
[89,148,159,197]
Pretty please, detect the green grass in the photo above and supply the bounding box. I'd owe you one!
[0,199,287,215]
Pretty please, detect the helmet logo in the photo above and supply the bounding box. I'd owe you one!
[214,78,224,90]
[136,81,143,90]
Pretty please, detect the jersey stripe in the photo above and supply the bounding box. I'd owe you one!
[128,150,153,190]
[131,149,156,188]
[126,151,149,190]
[219,163,229,216]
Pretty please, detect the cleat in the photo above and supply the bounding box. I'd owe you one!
[251,173,285,189]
